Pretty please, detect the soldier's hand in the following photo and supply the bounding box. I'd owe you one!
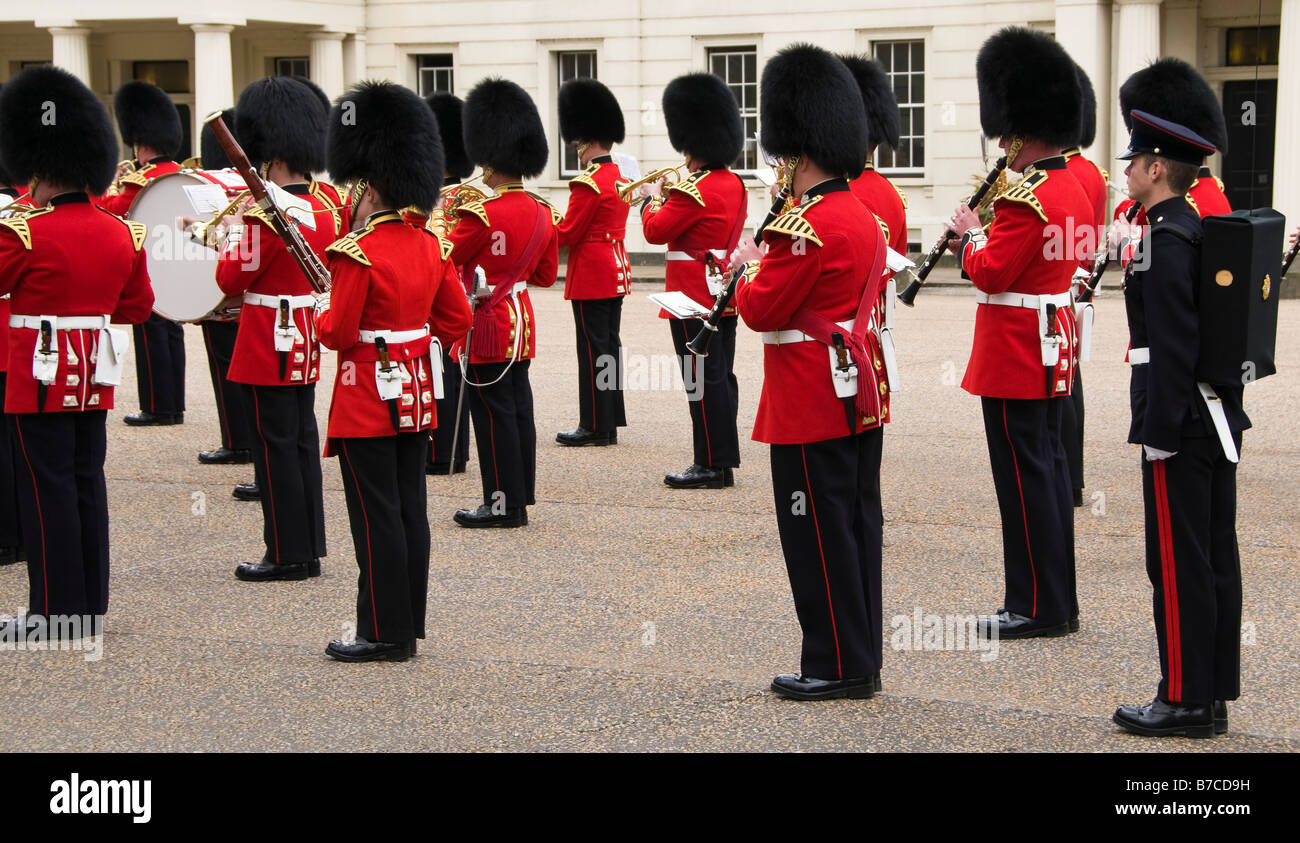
[640,180,662,199]
[729,238,764,271]
[768,181,783,201]
[949,205,981,236]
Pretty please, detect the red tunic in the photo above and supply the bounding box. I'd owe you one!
[309,179,353,235]
[736,186,889,444]
[95,159,182,217]
[557,158,632,300]
[1186,169,1232,217]
[1064,148,1107,270]
[0,188,35,374]
[641,168,747,317]
[848,164,907,255]
[447,185,560,364]
[316,211,472,451]
[960,159,1092,400]
[215,185,338,386]
[0,194,154,413]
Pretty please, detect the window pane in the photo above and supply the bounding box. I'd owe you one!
[911,41,924,70]
[871,39,925,170]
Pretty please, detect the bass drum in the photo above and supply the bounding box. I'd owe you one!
[127,168,247,322]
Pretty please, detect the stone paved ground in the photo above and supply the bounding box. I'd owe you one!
[2,273,1296,752]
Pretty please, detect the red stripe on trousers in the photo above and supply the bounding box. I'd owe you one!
[800,444,842,679]
[579,304,596,427]
[250,389,280,562]
[1001,401,1038,616]
[340,441,379,637]
[1152,460,1182,701]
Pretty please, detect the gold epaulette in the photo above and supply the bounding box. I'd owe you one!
[1214,176,1226,193]
[457,199,490,228]
[421,228,455,260]
[310,180,344,235]
[573,163,600,193]
[527,191,564,226]
[120,164,155,188]
[873,213,890,243]
[243,204,278,233]
[125,220,148,251]
[0,207,53,250]
[326,234,371,267]
[1186,193,1200,215]
[765,194,824,247]
[667,170,708,207]
[894,183,908,210]
[996,170,1049,223]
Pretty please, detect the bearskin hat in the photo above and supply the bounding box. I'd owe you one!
[292,75,332,115]
[976,27,1081,148]
[1119,58,1227,154]
[463,78,548,178]
[760,44,868,178]
[235,76,327,174]
[0,83,11,187]
[662,73,743,169]
[0,65,118,194]
[559,78,625,147]
[200,107,236,170]
[328,81,443,213]
[113,80,183,158]
[839,54,900,152]
[1075,64,1097,148]
[426,93,472,181]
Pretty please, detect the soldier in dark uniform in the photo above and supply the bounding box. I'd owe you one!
[193,110,255,468]
[0,89,30,568]
[0,65,155,634]
[99,81,187,427]
[731,44,887,700]
[215,77,339,581]
[641,73,747,489]
[947,28,1092,640]
[449,79,560,528]
[318,81,473,662]
[1111,111,1249,739]
[556,78,630,447]
[423,92,474,476]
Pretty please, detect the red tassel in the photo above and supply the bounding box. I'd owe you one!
[470,306,501,359]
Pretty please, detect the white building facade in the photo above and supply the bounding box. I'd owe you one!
[1,0,1291,252]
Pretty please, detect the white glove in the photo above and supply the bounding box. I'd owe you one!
[1143,444,1177,462]
[313,291,330,317]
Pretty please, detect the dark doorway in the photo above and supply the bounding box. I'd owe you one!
[1221,79,1276,209]
[174,103,192,163]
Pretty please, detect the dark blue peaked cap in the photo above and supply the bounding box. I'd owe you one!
[1118,109,1217,165]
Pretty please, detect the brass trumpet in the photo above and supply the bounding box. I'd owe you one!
[617,164,688,205]
[428,174,488,236]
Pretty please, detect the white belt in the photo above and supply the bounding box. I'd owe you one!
[243,293,316,309]
[1128,346,1149,365]
[358,326,429,344]
[9,314,110,331]
[485,281,528,295]
[975,291,1072,310]
[666,249,727,262]
[762,319,855,345]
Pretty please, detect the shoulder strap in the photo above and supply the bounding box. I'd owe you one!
[1150,220,1201,247]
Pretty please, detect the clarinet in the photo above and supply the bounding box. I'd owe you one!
[1283,233,1300,278]
[1077,202,1142,304]
[686,187,791,357]
[896,156,1007,307]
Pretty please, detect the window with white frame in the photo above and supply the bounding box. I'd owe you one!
[557,50,597,176]
[707,45,758,171]
[415,54,454,96]
[273,57,309,78]
[871,39,925,173]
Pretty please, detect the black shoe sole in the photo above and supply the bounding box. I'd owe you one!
[325,646,410,663]
[453,515,524,528]
[1214,720,1227,735]
[986,621,1074,640]
[1112,712,1215,739]
[664,471,735,489]
[235,568,309,582]
[232,490,261,502]
[556,436,615,447]
[770,681,875,701]
[199,454,252,465]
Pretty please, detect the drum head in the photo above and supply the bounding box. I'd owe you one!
[127,171,238,322]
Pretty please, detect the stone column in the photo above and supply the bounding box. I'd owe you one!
[1275,0,1299,226]
[192,24,235,125]
[309,31,347,101]
[342,31,366,89]
[1113,0,1164,163]
[49,26,91,84]
[1055,0,1112,160]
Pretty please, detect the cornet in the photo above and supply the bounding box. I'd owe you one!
[427,174,489,236]
[617,164,688,205]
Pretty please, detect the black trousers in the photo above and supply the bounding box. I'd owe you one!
[1062,368,1085,495]
[337,434,430,644]
[0,372,21,550]
[133,313,185,415]
[429,349,470,468]
[771,429,883,680]
[11,411,109,617]
[466,359,535,512]
[669,316,740,468]
[572,297,627,432]
[244,384,326,564]
[201,321,253,451]
[981,397,1076,624]
[1141,435,1242,705]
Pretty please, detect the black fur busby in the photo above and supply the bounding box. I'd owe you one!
[293,76,332,115]
[426,93,472,181]
[463,78,547,178]
[0,83,10,187]
[662,73,743,169]
[558,78,625,147]
[0,65,118,194]
[113,80,183,158]
[760,44,868,178]
[235,76,327,175]
[976,27,1081,148]
[1075,64,1097,148]
[1119,58,1227,154]
[328,81,443,212]
[200,107,236,170]
[839,54,900,152]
